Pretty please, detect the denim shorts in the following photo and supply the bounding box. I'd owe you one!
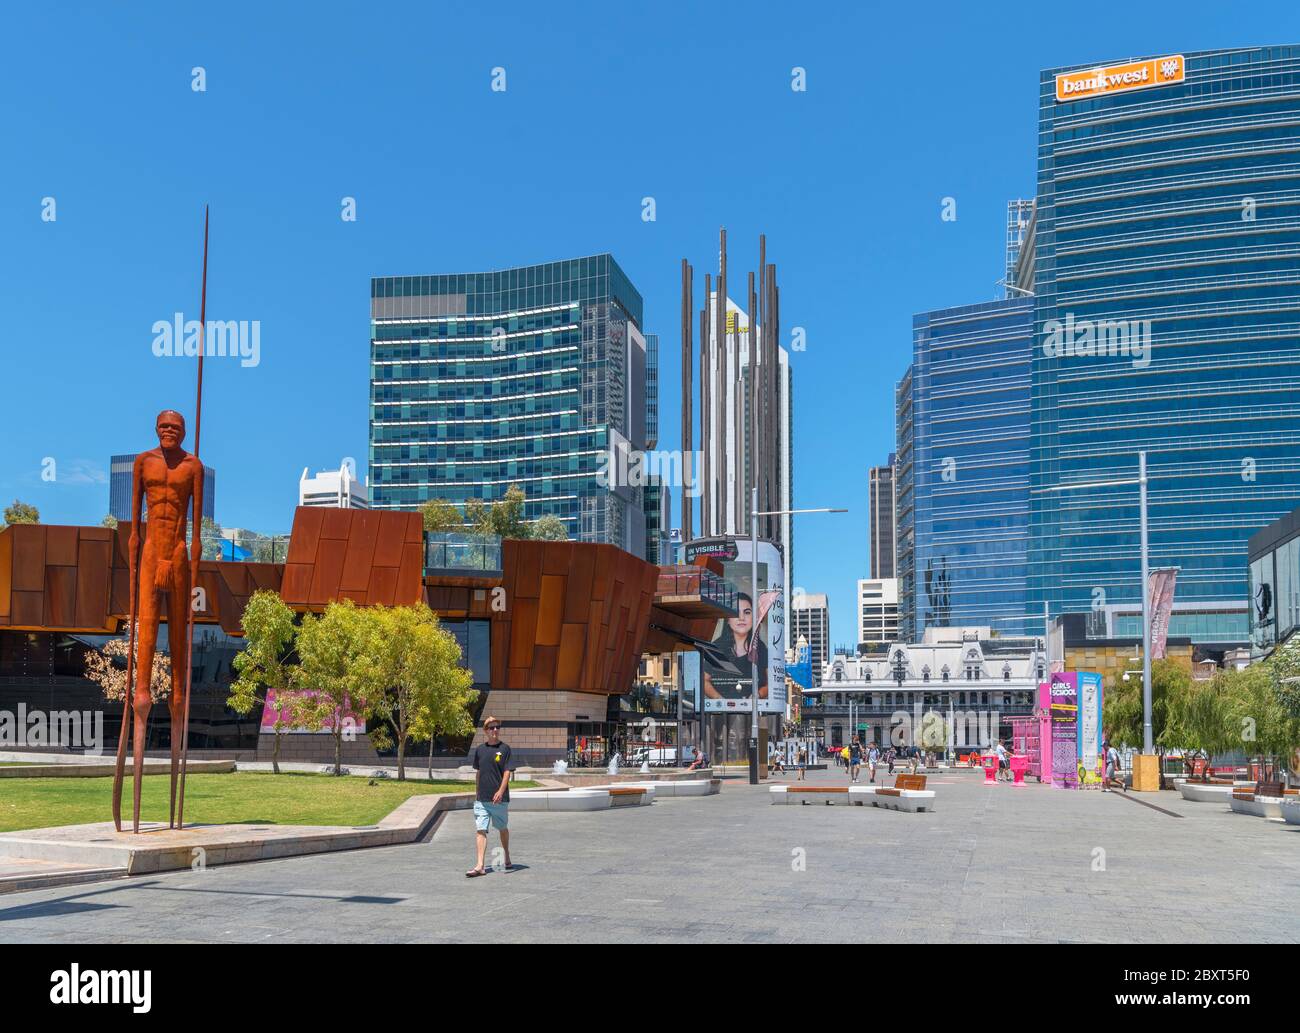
[473,800,509,832]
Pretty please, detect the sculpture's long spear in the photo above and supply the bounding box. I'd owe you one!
[175,205,209,829]
[110,510,143,832]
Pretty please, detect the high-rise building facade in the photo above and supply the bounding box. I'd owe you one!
[685,231,795,608]
[897,298,1034,640]
[1030,47,1300,647]
[299,463,369,509]
[857,577,899,647]
[868,457,896,579]
[369,256,650,554]
[791,592,830,687]
[110,453,215,524]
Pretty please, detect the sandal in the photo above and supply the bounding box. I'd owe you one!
[465,868,486,878]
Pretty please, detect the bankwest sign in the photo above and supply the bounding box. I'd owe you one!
[1056,55,1184,102]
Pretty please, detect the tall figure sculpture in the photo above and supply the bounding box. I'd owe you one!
[111,410,204,832]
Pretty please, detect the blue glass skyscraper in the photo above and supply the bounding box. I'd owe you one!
[369,256,650,551]
[897,299,1034,640]
[1029,46,1300,646]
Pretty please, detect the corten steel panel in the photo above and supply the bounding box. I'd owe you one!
[74,537,112,630]
[0,527,13,621]
[339,590,369,605]
[563,546,595,623]
[12,590,43,627]
[403,511,423,544]
[394,541,423,605]
[280,563,314,606]
[43,566,76,627]
[372,515,408,569]
[192,570,216,619]
[590,546,613,601]
[81,526,111,544]
[507,667,529,689]
[285,507,325,565]
[513,541,543,600]
[110,568,131,618]
[246,563,282,593]
[603,604,630,690]
[583,601,605,688]
[367,565,399,607]
[308,538,348,606]
[111,524,132,567]
[214,572,243,635]
[536,575,563,646]
[46,526,79,567]
[13,525,47,592]
[319,507,353,542]
[531,645,557,690]
[508,596,540,670]
[340,510,382,593]
[555,622,585,687]
[540,541,573,576]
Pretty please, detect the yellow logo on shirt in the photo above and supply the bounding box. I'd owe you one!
[494,752,502,763]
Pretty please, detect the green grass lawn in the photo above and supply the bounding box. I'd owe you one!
[0,771,536,832]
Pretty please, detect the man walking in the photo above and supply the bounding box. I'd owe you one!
[466,716,516,877]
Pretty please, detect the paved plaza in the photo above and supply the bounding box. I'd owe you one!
[2,771,1297,943]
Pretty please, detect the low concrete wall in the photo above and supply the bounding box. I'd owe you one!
[0,759,235,779]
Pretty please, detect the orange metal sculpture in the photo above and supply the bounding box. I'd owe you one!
[111,207,210,833]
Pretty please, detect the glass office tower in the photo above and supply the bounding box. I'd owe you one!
[369,255,649,551]
[1030,47,1300,647]
[897,298,1034,640]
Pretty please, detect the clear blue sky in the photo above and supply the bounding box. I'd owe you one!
[0,0,1277,646]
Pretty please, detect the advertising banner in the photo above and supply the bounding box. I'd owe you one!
[1077,671,1103,784]
[1147,567,1178,660]
[1048,672,1078,789]
[685,536,787,715]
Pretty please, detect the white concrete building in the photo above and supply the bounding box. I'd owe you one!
[299,463,370,509]
[857,577,900,647]
[803,627,1047,751]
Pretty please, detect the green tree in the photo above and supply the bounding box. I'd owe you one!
[368,604,477,780]
[291,600,389,775]
[466,484,530,539]
[197,516,225,560]
[101,514,119,530]
[228,590,298,774]
[420,498,463,533]
[1162,675,1235,780]
[530,513,568,541]
[2,500,39,528]
[1221,663,1300,784]
[1103,658,1190,788]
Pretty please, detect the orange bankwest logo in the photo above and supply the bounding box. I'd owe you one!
[1056,55,1184,102]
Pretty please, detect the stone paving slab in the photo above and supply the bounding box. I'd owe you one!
[1,773,1297,943]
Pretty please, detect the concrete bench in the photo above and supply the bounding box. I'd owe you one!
[509,789,612,812]
[769,785,851,805]
[1177,781,1238,804]
[849,774,937,813]
[622,779,718,798]
[1228,783,1288,820]
[1281,799,1300,826]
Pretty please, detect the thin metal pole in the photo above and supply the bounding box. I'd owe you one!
[1139,450,1153,754]
[750,485,760,785]
[176,206,209,828]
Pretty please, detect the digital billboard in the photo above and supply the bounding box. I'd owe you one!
[684,536,786,715]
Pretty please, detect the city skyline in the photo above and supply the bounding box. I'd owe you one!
[2,2,1287,646]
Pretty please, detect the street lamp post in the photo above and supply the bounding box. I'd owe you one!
[1043,450,1154,754]
[748,488,847,785]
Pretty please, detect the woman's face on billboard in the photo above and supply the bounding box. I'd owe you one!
[729,598,753,639]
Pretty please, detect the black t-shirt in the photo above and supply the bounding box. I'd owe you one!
[472,741,516,803]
